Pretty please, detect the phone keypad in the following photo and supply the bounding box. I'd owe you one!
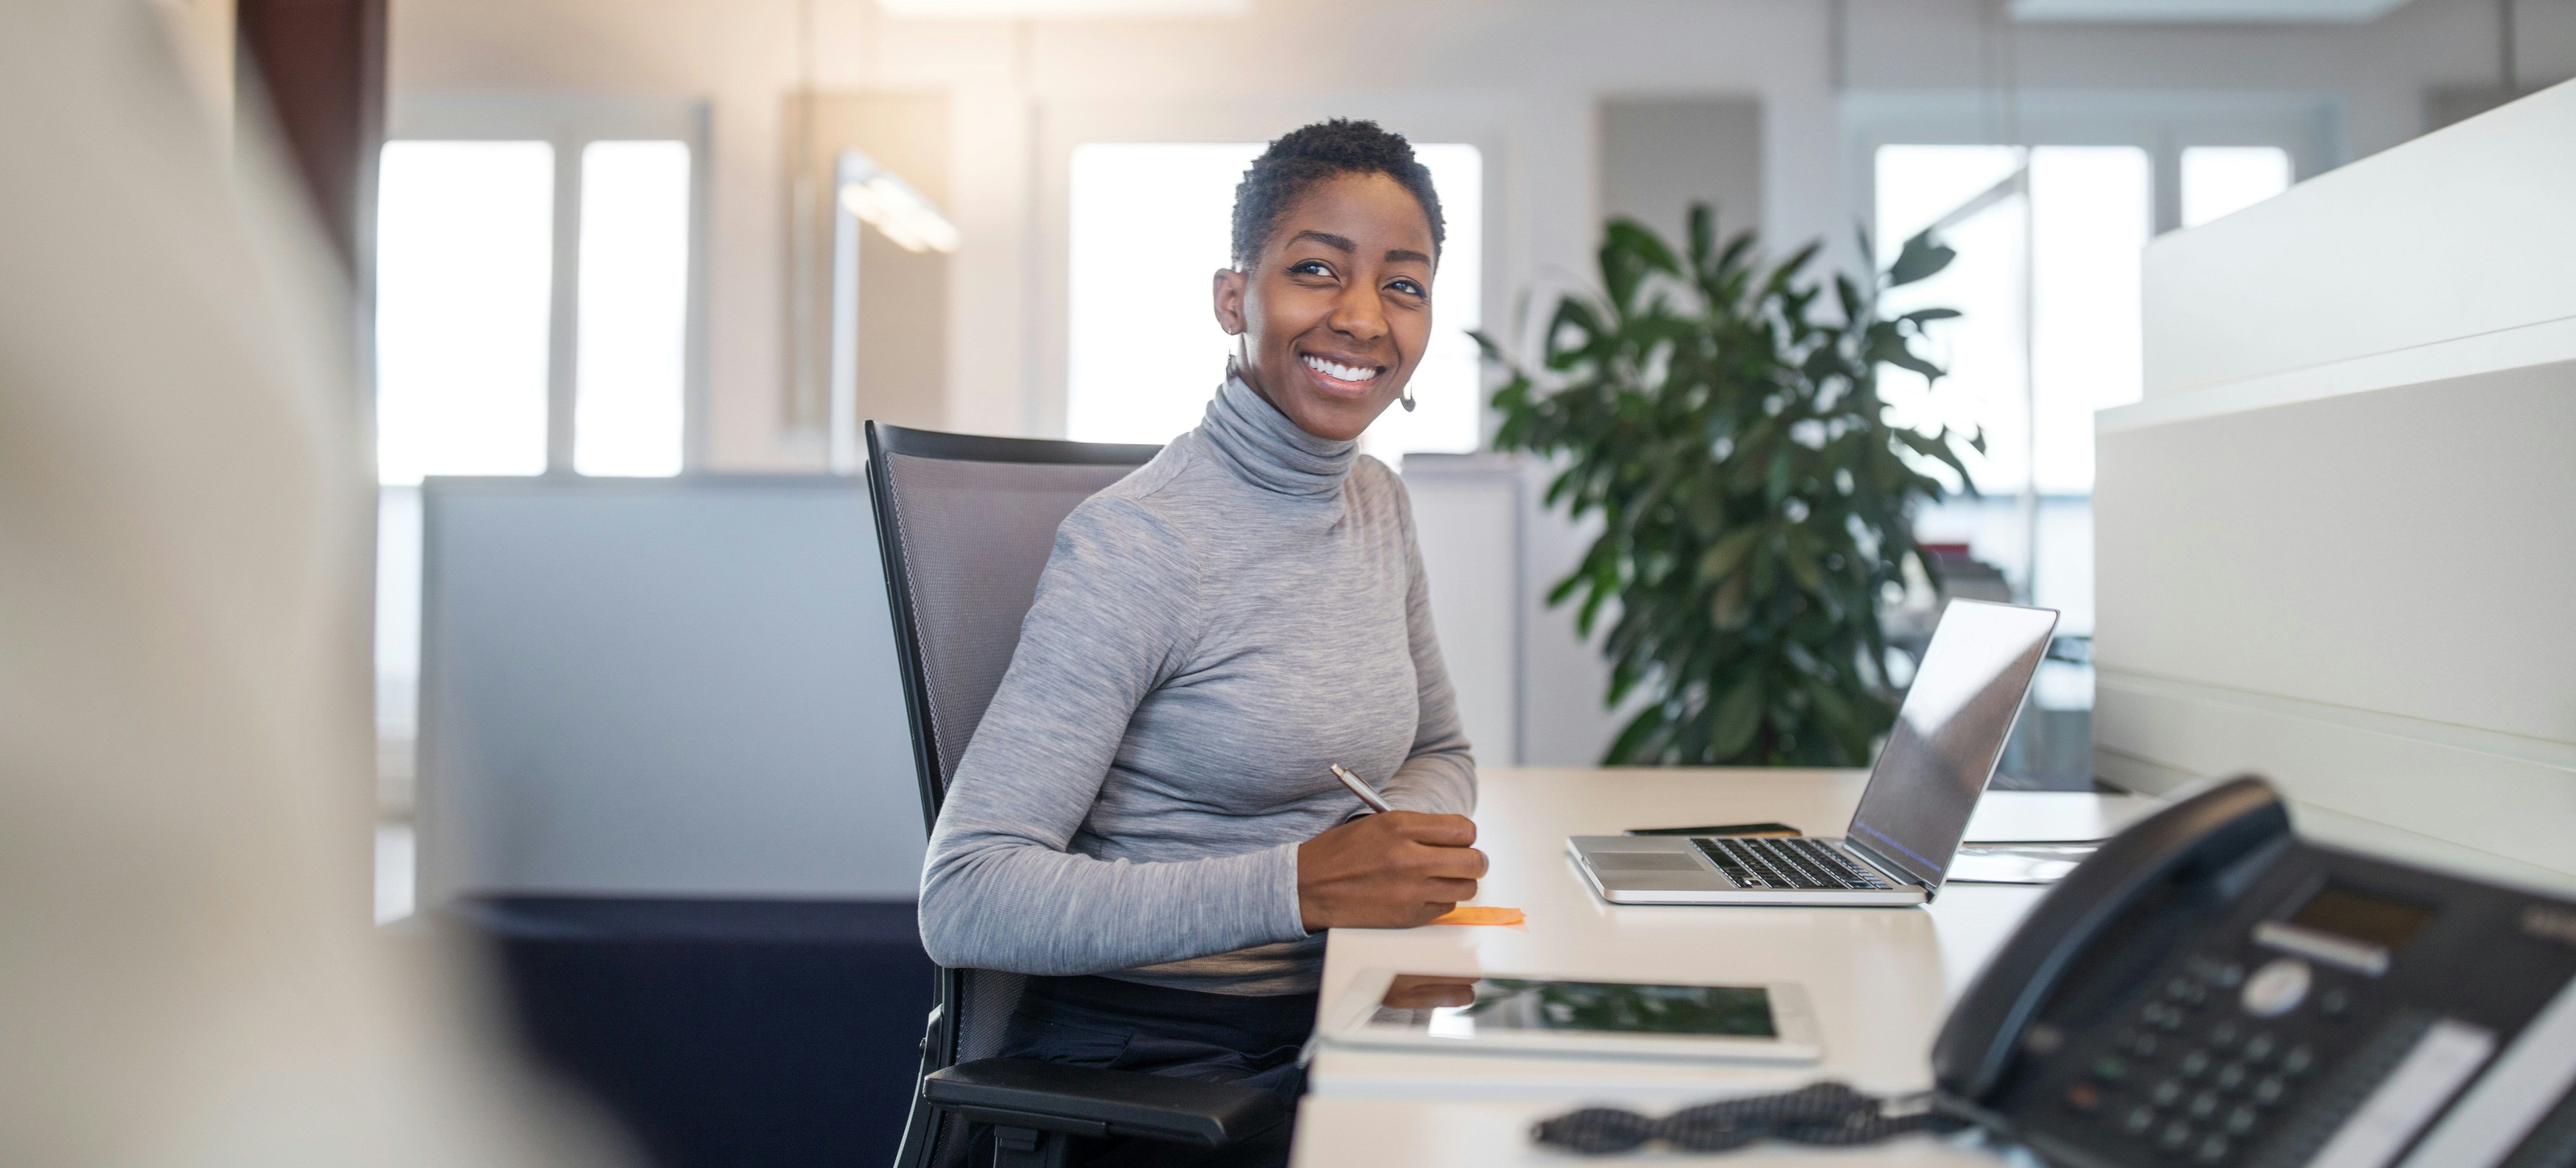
[2058,952,2340,1166]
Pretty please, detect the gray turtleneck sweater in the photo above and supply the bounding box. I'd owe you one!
[917,376,1477,996]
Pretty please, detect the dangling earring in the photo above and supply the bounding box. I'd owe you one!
[1400,384,1417,413]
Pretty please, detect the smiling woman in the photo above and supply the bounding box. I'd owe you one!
[918,119,1482,1167]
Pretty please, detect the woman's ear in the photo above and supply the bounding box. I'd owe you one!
[1212,267,1248,336]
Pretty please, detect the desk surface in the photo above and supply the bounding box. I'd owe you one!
[1294,768,2155,1166]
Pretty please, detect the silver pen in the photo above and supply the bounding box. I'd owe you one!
[1329,763,1393,814]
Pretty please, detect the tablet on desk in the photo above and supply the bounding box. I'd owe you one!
[1320,968,1822,1063]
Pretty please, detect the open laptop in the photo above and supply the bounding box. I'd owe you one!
[1568,599,2060,907]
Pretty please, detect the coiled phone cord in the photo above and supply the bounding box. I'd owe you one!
[1530,1081,1968,1155]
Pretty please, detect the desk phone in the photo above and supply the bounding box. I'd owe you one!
[1934,777,2576,1168]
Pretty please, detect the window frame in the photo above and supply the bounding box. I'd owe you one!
[384,92,713,473]
[1843,88,2341,241]
[1840,92,2339,505]
[1840,91,2336,630]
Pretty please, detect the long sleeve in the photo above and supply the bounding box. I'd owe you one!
[916,498,1311,976]
[915,382,1479,995]
[1376,482,1478,816]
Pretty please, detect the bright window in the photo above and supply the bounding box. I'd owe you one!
[2182,146,2293,228]
[2031,147,2150,492]
[575,140,693,476]
[372,131,697,841]
[1875,145,2023,493]
[1875,144,2149,497]
[375,140,554,484]
[1065,142,1483,457]
[375,137,695,485]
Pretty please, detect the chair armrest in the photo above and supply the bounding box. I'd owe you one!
[922,1057,1288,1148]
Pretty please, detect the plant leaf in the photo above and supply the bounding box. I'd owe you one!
[1605,217,1682,275]
[1696,525,1764,582]
[1886,229,1955,287]
[1605,705,1669,765]
[1783,530,1826,593]
[1707,671,1765,760]
[1710,571,1751,630]
[1493,207,1947,766]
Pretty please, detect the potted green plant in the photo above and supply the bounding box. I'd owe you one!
[1476,204,1976,767]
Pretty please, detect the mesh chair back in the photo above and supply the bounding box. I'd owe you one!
[864,423,1159,1168]
[866,424,1160,827]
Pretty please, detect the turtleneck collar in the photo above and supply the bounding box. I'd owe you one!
[1197,367,1357,498]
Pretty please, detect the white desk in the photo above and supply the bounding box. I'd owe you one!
[1293,768,2160,1166]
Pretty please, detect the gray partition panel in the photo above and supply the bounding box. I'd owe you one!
[419,476,925,903]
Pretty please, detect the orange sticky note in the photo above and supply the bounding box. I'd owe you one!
[1429,905,1525,927]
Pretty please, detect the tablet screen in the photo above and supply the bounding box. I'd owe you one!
[1366,974,1777,1041]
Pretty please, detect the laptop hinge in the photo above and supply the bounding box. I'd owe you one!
[1845,838,1939,900]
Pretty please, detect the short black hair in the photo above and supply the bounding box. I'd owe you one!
[1229,119,1445,271]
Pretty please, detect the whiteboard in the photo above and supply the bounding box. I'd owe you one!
[417,476,926,904]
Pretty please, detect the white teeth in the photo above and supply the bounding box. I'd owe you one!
[1303,354,1379,383]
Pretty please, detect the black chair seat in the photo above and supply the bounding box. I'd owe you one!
[924,1058,1289,1148]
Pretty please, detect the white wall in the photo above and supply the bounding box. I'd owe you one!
[2096,79,2576,885]
[1401,457,1527,764]
[389,0,2576,469]
[1845,0,2571,163]
[1599,97,1766,260]
[391,0,1824,464]
[385,0,2576,770]
[1405,454,1683,769]
[151,0,235,120]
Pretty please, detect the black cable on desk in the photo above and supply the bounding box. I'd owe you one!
[1531,1081,1968,1155]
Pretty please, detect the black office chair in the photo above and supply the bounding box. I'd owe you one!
[865,422,1291,1168]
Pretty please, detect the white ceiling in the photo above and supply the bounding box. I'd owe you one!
[885,0,2413,25]
[2011,0,2413,22]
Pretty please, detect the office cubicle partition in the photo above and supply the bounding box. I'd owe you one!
[416,475,932,1168]
[417,474,923,904]
[2096,79,2576,886]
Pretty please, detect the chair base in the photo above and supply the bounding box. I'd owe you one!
[991,1125,1075,1168]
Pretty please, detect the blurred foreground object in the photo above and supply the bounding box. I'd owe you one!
[0,3,624,1166]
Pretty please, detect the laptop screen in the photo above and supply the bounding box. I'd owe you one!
[1844,599,2060,887]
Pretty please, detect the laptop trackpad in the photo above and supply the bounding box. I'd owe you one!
[1592,853,1706,872]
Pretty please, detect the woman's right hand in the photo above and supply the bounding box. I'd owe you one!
[1295,811,1485,931]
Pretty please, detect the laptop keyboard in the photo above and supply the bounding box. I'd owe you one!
[1690,836,1896,891]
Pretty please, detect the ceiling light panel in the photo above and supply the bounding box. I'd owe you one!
[877,0,1249,18]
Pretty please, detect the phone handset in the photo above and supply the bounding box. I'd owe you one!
[1931,774,2293,1107]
